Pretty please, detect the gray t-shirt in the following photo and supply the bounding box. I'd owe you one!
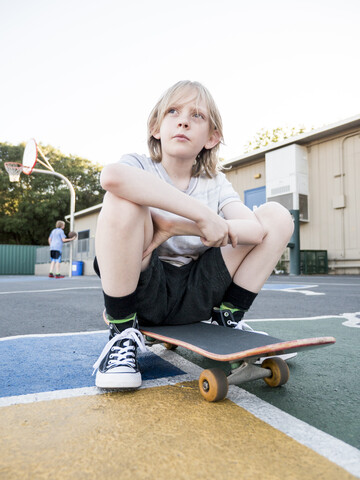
[49,228,65,252]
[119,153,242,266]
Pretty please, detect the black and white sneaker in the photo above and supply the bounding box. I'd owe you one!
[211,307,297,363]
[93,328,147,389]
[212,307,268,334]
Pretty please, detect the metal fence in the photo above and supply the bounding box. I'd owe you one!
[0,245,39,275]
[36,238,95,264]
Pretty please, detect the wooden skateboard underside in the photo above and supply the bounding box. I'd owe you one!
[140,323,336,362]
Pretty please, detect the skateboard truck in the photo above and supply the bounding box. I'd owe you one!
[229,360,278,384]
[199,357,290,402]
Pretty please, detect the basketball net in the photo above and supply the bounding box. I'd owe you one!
[5,162,23,182]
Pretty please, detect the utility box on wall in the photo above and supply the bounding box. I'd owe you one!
[266,144,309,221]
[300,250,328,274]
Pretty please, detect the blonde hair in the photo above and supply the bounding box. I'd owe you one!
[147,80,224,178]
[56,220,65,229]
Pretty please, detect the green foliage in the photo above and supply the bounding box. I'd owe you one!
[244,126,308,153]
[0,142,105,245]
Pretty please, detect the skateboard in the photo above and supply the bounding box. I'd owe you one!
[140,322,336,402]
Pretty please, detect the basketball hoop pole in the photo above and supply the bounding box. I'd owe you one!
[32,168,75,278]
[20,139,76,278]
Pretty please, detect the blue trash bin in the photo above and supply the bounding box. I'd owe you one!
[72,261,84,276]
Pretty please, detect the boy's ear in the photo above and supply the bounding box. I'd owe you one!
[204,130,221,150]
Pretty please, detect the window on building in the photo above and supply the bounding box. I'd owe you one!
[77,230,90,253]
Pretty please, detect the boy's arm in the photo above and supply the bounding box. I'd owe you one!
[142,209,203,258]
[222,202,265,246]
[142,201,265,257]
[144,201,265,257]
[101,163,229,247]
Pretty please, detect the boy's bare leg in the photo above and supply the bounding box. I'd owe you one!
[95,192,154,297]
[221,202,294,293]
[94,192,152,389]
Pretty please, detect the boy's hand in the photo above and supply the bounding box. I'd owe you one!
[196,211,229,248]
[225,219,240,248]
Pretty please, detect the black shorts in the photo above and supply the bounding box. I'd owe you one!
[50,250,61,261]
[94,248,232,326]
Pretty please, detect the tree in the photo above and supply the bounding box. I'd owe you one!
[244,126,308,153]
[0,142,105,245]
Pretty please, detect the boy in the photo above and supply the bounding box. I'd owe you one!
[93,80,294,389]
[48,220,75,278]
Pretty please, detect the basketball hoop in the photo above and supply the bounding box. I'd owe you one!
[5,162,23,182]
[22,138,54,174]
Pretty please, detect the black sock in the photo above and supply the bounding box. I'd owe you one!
[222,282,257,313]
[103,290,137,331]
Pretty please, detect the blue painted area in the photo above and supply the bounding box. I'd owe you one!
[0,332,184,398]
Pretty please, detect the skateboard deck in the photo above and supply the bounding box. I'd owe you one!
[140,322,336,402]
[140,322,335,362]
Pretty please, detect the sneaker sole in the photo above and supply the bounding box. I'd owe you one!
[95,371,142,389]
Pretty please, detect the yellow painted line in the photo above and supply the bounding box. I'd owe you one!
[0,382,356,480]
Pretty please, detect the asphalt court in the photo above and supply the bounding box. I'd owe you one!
[0,274,359,479]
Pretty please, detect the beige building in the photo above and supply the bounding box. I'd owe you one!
[39,115,359,276]
[224,115,360,274]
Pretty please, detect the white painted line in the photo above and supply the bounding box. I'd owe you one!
[341,312,360,328]
[227,386,360,478]
[150,344,202,377]
[280,288,325,296]
[269,281,360,287]
[263,284,325,295]
[0,330,108,341]
[263,284,319,289]
[247,315,340,322]
[0,387,102,407]
[0,286,101,295]
[0,374,199,408]
[262,284,325,295]
[246,312,359,328]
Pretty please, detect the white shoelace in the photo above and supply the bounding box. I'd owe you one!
[234,321,268,335]
[93,328,147,375]
[209,317,269,335]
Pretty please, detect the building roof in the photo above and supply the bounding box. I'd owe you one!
[224,114,360,168]
[65,203,102,220]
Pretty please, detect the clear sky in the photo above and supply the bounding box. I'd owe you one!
[1,0,359,166]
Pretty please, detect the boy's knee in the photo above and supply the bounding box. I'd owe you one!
[256,202,294,235]
[103,192,142,213]
[101,192,148,225]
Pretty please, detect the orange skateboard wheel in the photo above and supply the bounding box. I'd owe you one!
[261,357,290,387]
[199,368,228,402]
